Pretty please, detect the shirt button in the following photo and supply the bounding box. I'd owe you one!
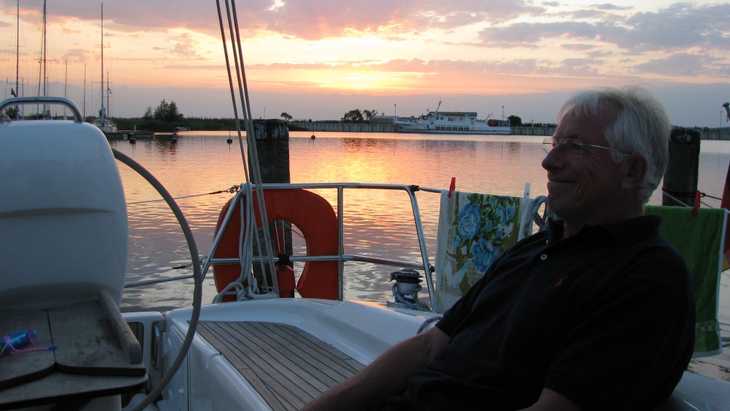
[540,254,548,261]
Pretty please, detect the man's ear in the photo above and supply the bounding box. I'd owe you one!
[621,153,647,190]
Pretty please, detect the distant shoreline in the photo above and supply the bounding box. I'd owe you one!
[105,117,730,140]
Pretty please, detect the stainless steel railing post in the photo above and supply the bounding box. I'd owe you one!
[337,186,345,301]
[406,187,434,308]
[200,187,243,280]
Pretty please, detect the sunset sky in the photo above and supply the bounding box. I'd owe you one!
[0,0,729,126]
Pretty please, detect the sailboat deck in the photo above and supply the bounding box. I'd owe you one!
[689,324,730,381]
[198,321,365,411]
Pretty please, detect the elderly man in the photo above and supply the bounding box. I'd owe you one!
[305,88,694,410]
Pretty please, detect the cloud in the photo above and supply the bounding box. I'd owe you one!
[557,58,600,76]
[250,57,605,80]
[620,3,730,51]
[587,49,612,58]
[62,48,90,63]
[542,1,559,6]
[561,43,595,51]
[480,3,730,52]
[3,0,540,40]
[569,9,611,19]
[170,33,202,59]
[163,64,224,71]
[633,53,728,77]
[592,3,632,11]
[480,21,611,47]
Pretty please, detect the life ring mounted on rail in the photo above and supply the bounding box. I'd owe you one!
[212,189,339,300]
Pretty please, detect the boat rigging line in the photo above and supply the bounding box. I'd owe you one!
[125,184,240,205]
[215,0,279,294]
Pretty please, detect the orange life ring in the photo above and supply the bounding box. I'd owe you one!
[212,189,339,300]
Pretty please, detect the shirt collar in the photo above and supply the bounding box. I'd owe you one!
[547,215,661,246]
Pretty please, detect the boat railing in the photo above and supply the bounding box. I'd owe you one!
[125,182,444,309]
[0,96,83,122]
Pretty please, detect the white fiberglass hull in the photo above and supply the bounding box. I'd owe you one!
[150,299,436,411]
[130,299,729,411]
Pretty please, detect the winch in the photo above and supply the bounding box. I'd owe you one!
[390,268,424,308]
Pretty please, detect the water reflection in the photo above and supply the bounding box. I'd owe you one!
[115,132,730,320]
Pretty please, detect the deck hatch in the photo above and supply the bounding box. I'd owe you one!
[198,321,365,411]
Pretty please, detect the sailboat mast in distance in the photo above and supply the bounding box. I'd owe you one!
[42,0,46,97]
[64,60,68,118]
[15,0,19,95]
[83,64,87,120]
[107,72,110,118]
[100,1,104,120]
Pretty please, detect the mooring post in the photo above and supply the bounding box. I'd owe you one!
[251,119,293,279]
[252,119,291,184]
[662,127,700,206]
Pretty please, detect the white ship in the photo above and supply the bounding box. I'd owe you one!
[393,111,512,135]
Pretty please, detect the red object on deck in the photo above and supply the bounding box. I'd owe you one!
[692,191,701,216]
[721,163,730,261]
[212,189,339,300]
[448,177,456,198]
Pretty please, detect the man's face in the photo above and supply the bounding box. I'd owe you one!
[541,108,627,225]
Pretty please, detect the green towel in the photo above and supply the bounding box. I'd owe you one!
[646,206,727,356]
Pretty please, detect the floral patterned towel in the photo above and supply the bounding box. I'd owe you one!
[433,191,524,313]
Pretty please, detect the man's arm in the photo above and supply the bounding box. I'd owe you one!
[303,326,450,411]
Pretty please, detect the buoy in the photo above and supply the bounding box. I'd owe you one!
[226,138,233,144]
[310,134,316,140]
[212,189,339,300]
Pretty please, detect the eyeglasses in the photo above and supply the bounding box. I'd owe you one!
[542,137,630,157]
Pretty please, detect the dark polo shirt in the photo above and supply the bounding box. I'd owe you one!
[387,216,694,410]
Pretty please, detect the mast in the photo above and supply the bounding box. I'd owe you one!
[83,64,87,119]
[15,0,19,96]
[37,0,46,115]
[100,1,105,121]
[64,59,68,117]
[42,0,46,98]
[106,71,110,118]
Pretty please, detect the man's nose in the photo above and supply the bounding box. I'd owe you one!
[541,146,563,172]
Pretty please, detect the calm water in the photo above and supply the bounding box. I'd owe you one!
[113,131,730,322]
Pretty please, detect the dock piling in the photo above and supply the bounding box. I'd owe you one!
[662,127,701,206]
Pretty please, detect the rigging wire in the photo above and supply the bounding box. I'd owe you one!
[226,0,279,292]
[126,185,239,205]
[660,190,692,208]
[699,191,723,201]
[220,0,266,284]
[214,0,278,293]
[213,0,249,183]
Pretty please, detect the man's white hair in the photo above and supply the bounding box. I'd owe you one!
[558,87,671,203]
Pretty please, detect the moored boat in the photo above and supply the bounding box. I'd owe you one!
[393,111,511,135]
